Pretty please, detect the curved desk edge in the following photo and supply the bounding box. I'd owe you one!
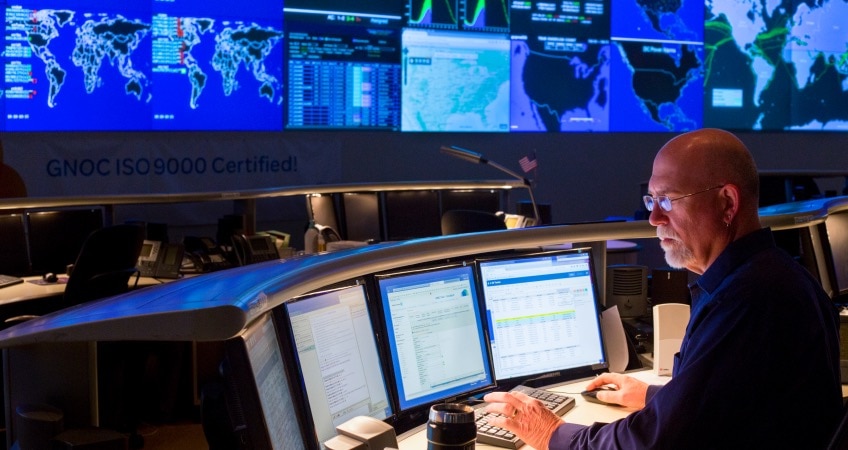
[0,195,846,348]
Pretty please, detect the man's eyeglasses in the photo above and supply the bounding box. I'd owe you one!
[643,185,725,212]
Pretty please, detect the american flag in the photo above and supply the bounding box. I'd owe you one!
[519,152,538,173]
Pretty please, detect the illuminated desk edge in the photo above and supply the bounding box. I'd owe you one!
[1,196,847,348]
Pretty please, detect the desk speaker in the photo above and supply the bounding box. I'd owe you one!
[606,265,648,318]
[653,303,690,376]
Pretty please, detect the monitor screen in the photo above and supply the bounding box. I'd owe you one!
[0,214,29,276]
[440,189,502,215]
[400,28,510,132]
[374,262,495,415]
[279,283,394,449]
[383,190,441,240]
[341,193,382,242]
[284,3,402,130]
[4,0,284,132]
[27,208,104,275]
[219,313,307,450]
[476,249,608,388]
[2,0,846,133]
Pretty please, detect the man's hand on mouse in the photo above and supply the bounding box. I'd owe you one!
[584,373,649,409]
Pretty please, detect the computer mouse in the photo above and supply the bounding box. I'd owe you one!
[43,272,58,283]
[580,385,620,406]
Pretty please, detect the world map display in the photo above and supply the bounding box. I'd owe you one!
[1,0,846,132]
[3,1,283,131]
[704,0,848,131]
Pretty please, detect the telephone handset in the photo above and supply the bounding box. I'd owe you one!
[136,240,185,279]
[231,234,280,266]
[183,236,233,273]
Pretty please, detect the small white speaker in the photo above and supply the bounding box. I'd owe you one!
[606,265,648,318]
[652,303,690,376]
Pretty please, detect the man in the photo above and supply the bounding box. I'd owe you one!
[484,128,843,449]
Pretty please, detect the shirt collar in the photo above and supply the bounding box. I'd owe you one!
[694,227,774,295]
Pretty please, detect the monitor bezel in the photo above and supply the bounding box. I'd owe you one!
[274,279,397,450]
[370,260,497,433]
[219,312,309,450]
[474,247,610,390]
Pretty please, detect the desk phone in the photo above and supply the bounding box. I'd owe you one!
[183,236,233,273]
[136,240,184,279]
[232,234,279,266]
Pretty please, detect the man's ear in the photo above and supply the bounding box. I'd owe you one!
[720,184,741,224]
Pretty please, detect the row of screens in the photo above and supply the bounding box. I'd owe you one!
[222,247,609,449]
[3,0,846,132]
[0,208,105,276]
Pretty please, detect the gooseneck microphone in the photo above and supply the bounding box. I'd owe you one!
[440,145,540,226]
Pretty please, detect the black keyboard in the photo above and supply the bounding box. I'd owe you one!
[475,385,575,449]
[0,274,23,289]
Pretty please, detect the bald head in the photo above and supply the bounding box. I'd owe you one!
[656,128,759,207]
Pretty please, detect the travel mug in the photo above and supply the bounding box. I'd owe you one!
[426,403,476,450]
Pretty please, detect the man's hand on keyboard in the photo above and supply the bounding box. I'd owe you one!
[483,390,563,450]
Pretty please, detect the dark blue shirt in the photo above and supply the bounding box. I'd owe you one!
[552,228,842,449]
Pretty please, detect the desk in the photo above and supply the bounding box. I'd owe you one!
[397,371,848,450]
[0,275,181,306]
[397,370,671,450]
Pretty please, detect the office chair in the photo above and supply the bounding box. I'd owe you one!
[3,223,145,327]
[441,209,507,236]
[63,223,145,307]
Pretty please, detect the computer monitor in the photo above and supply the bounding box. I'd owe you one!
[382,191,441,240]
[284,2,402,130]
[374,262,495,427]
[341,193,382,242]
[0,214,29,276]
[476,249,609,389]
[440,190,502,215]
[277,282,394,449]
[27,208,105,275]
[218,312,308,450]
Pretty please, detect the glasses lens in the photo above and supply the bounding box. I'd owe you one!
[659,196,672,212]
[643,196,654,211]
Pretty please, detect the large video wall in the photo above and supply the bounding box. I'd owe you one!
[2,0,846,132]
